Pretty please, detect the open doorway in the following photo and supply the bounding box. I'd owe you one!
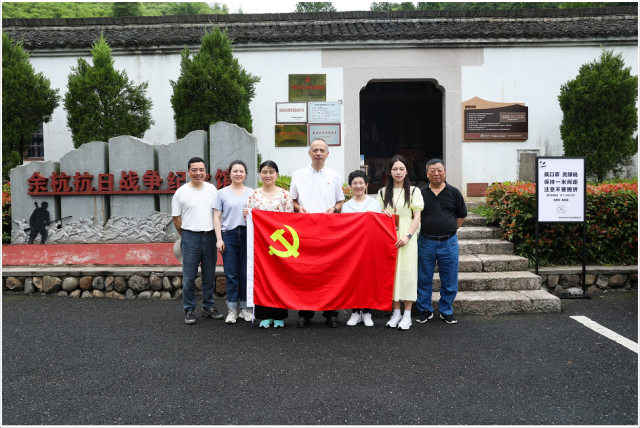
[360,81,443,193]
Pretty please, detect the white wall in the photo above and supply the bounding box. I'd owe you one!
[31,49,345,180]
[31,43,637,187]
[461,45,639,185]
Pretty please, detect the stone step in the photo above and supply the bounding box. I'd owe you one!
[462,214,487,227]
[431,271,541,292]
[456,226,502,240]
[446,254,530,273]
[459,239,514,255]
[431,290,561,315]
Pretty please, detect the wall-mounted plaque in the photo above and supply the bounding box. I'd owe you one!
[308,124,341,147]
[308,101,340,123]
[275,124,307,147]
[276,102,307,123]
[463,97,528,141]
[289,74,326,101]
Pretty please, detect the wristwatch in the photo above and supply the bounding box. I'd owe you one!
[333,206,338,213]
[406,233,413,239]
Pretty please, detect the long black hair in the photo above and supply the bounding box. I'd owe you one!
[383,155,411,210]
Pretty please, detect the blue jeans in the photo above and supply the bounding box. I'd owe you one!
[181,229,216,311]
[221,226,247,310]
[417,234,459,315]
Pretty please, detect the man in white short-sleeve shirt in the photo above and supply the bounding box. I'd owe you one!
[172,157,223,325]
[290,138,345,328]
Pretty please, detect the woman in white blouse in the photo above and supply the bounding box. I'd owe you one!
[341,169,382,327]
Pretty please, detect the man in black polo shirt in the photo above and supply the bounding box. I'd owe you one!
[416,159,467,324]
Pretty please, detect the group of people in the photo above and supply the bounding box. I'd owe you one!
[171,138,467,330]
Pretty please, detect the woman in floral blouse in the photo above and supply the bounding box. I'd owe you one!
[245,160,294,328]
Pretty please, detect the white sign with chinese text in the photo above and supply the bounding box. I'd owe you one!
[276,102,307,123]
[308,102,341,123]
[537,157,585,223]
[308,124,341,146]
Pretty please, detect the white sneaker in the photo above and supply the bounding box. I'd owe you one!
[225,309,237,324]
[238,308,253,321]
[398,316,412,330]
[346,312,362,326]
[362,312,374,327]
[386,313,402,328]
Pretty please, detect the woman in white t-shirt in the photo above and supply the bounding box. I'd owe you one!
[341,169,382,327]
[213,160,253,324]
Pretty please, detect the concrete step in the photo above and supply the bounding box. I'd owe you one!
[462,214,487,227]
[457,226,502,240]
[459,239,514,255]
[446,254,530,273]
[431,290,561,315]
[431,271,541,292]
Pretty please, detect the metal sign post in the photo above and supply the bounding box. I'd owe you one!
[535,156,589,299]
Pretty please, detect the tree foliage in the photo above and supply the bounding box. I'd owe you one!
[1,2,231,19]
[2,31,60,181]
[559,48,638,182]
[295,2,337,13]
[170,27,261,139]
[111,2,142,17]
[63,34,154,148]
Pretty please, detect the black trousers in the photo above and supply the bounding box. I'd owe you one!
[298,310,338,319]
[255,305,288,321]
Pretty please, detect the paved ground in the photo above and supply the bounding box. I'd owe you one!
[2,290,637,425]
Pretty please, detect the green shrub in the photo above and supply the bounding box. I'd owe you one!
[484,181,638,266]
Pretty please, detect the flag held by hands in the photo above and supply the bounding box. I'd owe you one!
[247,210,397,311]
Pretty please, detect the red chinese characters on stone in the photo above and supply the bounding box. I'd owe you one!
[51,172,73,192]
[167,171,187,190]
[27,172,49,193]
[74,172,95,192]
[215,169,231,189]
[142,170,163,190]
[98,174,114,192]
[119,171,140,191]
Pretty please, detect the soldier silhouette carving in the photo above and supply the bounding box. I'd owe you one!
[28,201,50,244]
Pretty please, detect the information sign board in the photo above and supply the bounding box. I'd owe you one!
[289,74,326,101]
[308,124,341,146]
[308,102,340,123]
[275,125,307,147]
[536,157,585,223]
[463,97,528,141]
[276,102,307,123]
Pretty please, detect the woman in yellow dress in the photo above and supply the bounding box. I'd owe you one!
[377,155,424,330]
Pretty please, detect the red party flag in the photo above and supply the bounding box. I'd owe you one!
[250,210,397,311]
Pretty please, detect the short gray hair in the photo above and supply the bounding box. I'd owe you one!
[426,158,445,169]
[310,138,328,150]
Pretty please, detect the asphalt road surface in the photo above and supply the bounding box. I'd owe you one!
[2,290,637,425]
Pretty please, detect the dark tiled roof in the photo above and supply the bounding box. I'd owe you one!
[2,7,637,49]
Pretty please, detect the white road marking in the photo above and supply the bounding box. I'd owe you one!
[570,316,638,353]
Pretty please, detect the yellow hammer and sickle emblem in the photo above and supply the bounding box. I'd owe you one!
[268,225,300,258]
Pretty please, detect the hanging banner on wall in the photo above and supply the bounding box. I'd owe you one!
[308,124,341,146]
[536,157,585,223]
[462,97,528,141]
[275,124,308,147]
[276,102,307,123]
[289,74,326,101]
[308,101,340,123]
